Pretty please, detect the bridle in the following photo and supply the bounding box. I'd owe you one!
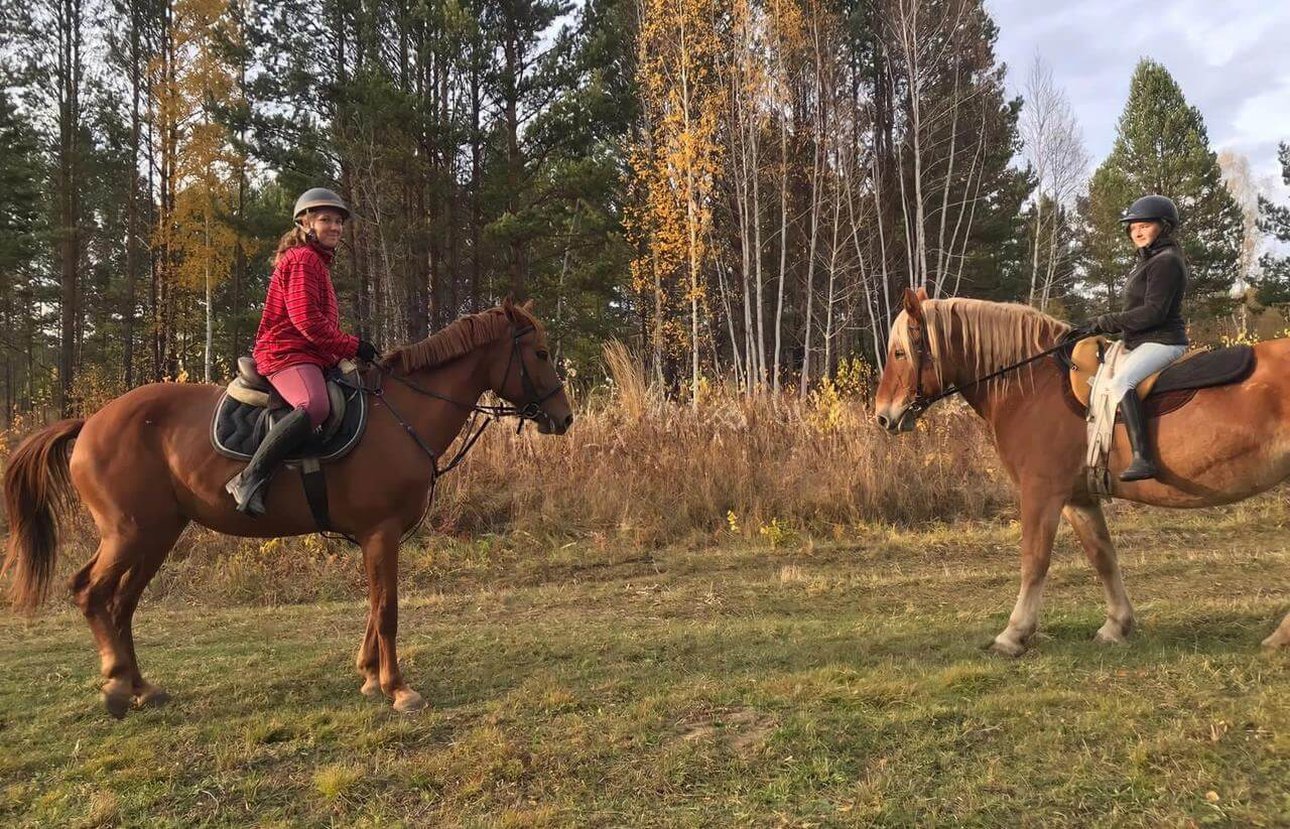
[500,324,565,422]
[354,321,565,477]
[901,318,1072,422]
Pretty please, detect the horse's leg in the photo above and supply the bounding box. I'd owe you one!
[1063,498,1134,644]
[356,615,380,698]
[990,491,1065,657]
[110,521,188,707]
[69,532,161,718]
[360,523,425,713]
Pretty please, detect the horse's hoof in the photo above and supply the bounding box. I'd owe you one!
[393,689,426,714]
[134,686,171,709]
[1094,623,1131,646]
[359,677,381,698]
[987,638,1026,658]
[102,683,132,720]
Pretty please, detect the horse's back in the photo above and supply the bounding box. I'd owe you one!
[73,382,225,484]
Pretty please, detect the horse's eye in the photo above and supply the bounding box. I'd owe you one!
[893,349,906,360]
[536,350,549,361]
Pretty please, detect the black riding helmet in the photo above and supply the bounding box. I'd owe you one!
[1119,194,1179,236]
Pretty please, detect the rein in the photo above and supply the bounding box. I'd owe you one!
[907,337,1072,418]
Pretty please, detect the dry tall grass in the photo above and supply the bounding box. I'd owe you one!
[427,344,1011,546]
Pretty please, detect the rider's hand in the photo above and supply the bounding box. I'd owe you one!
[356,340,381,363]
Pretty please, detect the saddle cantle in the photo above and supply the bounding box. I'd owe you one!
[1068,337,1255,411]
[211,358,368,463]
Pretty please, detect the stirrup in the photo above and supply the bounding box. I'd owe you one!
[226,471,271,517]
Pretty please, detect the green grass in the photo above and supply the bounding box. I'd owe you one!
[1,497,1288,827]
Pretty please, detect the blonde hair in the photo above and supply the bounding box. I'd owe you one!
[273,225,310,266]
[894,298,1069,393]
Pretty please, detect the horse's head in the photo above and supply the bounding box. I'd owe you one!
[489,299,574,435]
[874,286,943,433]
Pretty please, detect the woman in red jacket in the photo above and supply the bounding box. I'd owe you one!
[226,187,379,516]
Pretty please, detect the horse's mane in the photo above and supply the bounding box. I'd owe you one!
[895,297,1070,390]
[384,303,543,374]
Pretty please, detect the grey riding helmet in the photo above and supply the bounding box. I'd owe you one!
[293,188,351,223]
[1120,194,1179,234]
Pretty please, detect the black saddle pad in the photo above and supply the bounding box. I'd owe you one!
[211,377,368,463]
[1150,345,1254,396]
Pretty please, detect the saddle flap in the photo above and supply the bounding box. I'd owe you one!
[1068,337,1110,408]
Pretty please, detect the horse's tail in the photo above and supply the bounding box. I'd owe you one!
[2,419,84,613]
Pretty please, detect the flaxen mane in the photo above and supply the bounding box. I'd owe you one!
[895,298,1070,391]
[384,304,543,374]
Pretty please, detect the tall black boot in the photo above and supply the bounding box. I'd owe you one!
[1117,392,1158,482]
[225,407,313,516]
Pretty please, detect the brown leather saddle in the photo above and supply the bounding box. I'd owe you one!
[1067,337,1255,414]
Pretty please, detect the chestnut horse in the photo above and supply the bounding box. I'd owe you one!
[874,288,1290,656]
[2,300,572,717]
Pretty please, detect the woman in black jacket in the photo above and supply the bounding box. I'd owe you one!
[1066,194,1189,482]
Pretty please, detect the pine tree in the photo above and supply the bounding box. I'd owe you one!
[1080,59,1244,320]
[0,91,46,420]
[1255,142,1290,308]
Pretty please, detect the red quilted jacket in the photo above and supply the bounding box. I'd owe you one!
[251,241,359,376]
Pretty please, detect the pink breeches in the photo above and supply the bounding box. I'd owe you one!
[269,363,330,428]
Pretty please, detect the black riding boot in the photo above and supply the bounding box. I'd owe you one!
[225,407,313,517]
[1117,392,1158,482]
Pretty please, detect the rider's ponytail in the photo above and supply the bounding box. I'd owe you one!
[273,224,311,266]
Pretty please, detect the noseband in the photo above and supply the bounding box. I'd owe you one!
[501,324,565,423]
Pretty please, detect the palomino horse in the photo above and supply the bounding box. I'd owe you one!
[3,300,572,717]
[874,288,1290,655]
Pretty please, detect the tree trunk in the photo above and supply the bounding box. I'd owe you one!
[56,0,84,415]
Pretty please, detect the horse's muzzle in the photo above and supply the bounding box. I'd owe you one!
[537,412,574,435]
[875,405,916,434]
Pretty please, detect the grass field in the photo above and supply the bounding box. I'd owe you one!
[1,495,1287,827]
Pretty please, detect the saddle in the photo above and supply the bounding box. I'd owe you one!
[1068,337,1254,411]
[211,358,368,464]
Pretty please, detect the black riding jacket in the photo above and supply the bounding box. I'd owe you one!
[1096,236,1189,349]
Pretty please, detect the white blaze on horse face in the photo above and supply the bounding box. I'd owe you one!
[874,312,922,432]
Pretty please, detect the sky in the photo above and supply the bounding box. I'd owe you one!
[986,0,1290,196]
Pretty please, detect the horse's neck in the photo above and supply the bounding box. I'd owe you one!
[960,357,1069,428]
[949,330,1068,425]
[394,348,493,456]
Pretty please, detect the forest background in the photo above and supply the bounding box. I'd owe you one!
[2,0,1290,421]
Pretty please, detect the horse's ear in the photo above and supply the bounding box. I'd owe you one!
[902,287,925,324]
[915,283,930,302]
[522,299,534,312]
[502,295,516,319]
